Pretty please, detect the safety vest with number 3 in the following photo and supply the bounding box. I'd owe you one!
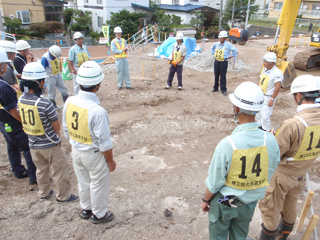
[225,133,269,190]
[66,102,92,145]
[215,49,224,62]
[288,116,320,161]
[259,73,270,95]
[18,102,45,136]
[77,52,89,67]
[51,58,60,75]
[173,51,181,63]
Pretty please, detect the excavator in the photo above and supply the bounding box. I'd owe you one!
[266,0,320,87]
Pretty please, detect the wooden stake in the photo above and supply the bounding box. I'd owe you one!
[294,37,299,48]
[301,215,319,240]
[153,62,155,79]
[165,33,167,40]
[142,62,145,78]
[296,191,314,233]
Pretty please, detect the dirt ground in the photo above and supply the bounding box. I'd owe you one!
[0,37,320,240]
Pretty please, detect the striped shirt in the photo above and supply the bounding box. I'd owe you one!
[19,93,60,149]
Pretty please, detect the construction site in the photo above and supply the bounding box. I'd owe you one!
[0,27,319,238]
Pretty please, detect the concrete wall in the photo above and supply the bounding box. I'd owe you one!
[0,0,45,24]
[159,0,204,5]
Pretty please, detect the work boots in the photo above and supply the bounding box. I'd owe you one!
[275,218,294,240]
[62,95,69,103]
[259,223,277,240]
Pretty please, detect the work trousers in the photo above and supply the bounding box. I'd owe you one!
[115,58,131,88]
[208,192,257,240]
[167,65,183,87]
[259,170,305,231]
[47,75,69,101]
[213,60,228,92]
[72,147,110,219]
[73,66,80,95]
[0,124,36,181]
[31,145,71,201]
[256,95,276,131]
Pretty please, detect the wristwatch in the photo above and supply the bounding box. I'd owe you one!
[202,197,211,203]
[270,97,275,101]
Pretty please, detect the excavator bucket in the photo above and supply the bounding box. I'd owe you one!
[277,61,297,88]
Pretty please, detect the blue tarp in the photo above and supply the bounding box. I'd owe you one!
[156,37,197,60]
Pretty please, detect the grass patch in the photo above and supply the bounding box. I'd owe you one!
[248,19,309,32]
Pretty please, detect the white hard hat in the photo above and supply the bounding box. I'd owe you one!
[114,26,122,33]
[262,52,277,63]
[218,31,228,38]
[0,40,16,53]
[0,49,11,63]
[73,32,84,40]
[229,82,265,114]
[175,32,184,40]
[49,45,62,58]
[76,61,104,86]
[290,75,320,95]
[22,62,48,80]
[16,40,31,51]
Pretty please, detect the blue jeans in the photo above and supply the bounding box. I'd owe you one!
[0,124,36,181]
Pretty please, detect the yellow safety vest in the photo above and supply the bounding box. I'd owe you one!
[113,39,128,59]
[286,116,320,161]
[214,48,224,62]
[51,58,60,75]
[173,51,182,62]
[259,73,270,95]
[18,99,45,136]
[66,102,93,145]
[225,132,269,190]
[77,52,89,67]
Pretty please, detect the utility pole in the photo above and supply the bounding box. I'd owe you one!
[231,0,236,28]
[219,0,223,31]
[245,0,251,29]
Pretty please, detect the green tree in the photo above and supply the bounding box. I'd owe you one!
[63,9,92,34]
[106,9,143,36]
[190,12,207,31]
[3,16,22,33]
[171,14,182,26]
[223,0,259,24]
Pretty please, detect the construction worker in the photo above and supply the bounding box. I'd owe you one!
[62,61,116,223]
[0,49,37,184]
[259,75,320,240]
[211,30,238,96]
[69,32,91,95]
[165,32,187,90]
[256,52,283,131]
[18,62,78,202]
[202,82,280,240]
[111,26,133,90]
[0,40,20,92]
[13,40,34,78]
[41,45,69,108]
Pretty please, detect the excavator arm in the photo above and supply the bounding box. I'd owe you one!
[266,0,301,87]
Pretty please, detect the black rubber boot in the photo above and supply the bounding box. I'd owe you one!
[50,100,58,109]
[62,95,69,103]
[275,218,294,240]
[259,223,277,240]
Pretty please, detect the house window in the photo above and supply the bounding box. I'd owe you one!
[172,0,179,4]
[97,16,103,28]
[84,0,88,3]
[16,11,31,24]
[274,2,283,11]
[265,4,269,10]
[190,0,198,2]
[312,4,320,10]
[97,0,102,4]
[156,0,161,4]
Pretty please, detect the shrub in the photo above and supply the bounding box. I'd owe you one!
[29,21,64,38]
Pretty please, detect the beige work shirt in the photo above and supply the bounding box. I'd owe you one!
[276,107,320,177]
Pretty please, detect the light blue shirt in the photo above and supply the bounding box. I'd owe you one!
[205,122,280,204]
[211,41,238,59]
[111,38,128,54]
[68,44,91,67]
